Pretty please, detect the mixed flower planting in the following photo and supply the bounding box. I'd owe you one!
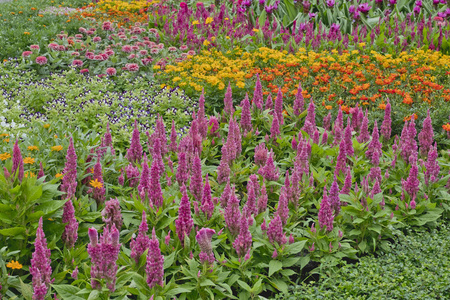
[1,0,450,299]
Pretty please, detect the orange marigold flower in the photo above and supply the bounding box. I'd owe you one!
[378,103,386,110]
[23,157,35,164]
[325,105,332,110]
[0,152,11,161]
[28,145,39,151]
[90,179,103,189]
[51,145,63,152]
[443,123,450,132]
[6,260,22,270]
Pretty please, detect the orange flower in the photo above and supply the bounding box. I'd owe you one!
[325,105,332,110]
[23,157,35,164]
[443,123,450,132]
[378,103,386,110]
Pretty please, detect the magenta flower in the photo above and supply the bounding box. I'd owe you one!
[418,109,434,157]
[220,180,232,208]
[366,121,382,166]
[217,145,231,184]
[150,159,164,208]
[176,152,188,186]
[303,99,316,136]
[30,218,52,300]
[233,215,252,257]
[357,110,370,143]
[380,100,391,140]
[223,82,235,116]
[146,228,164,289]
[130,211,151,263]
[257,182,268,214]
[425,143,440,186]
[176,185,194,245]
[106,67,117,76]
[293,82,304,116]
[190,154,203,201]
[318,186,333,231]
[244,177,257,216]
[265,93,273,110]
[126,120,143,164]
[252,74,263,110]
[201,174,214,219]
[102,198,123,230]
[224,186,241,236]
[258,150,279,181]
[138,155,151,203]
[240,94,252,132]
[61,137,77,199]
[36,56,48,65]
[125,163,140,187]
[12,140,24,182]
[92,158,106,205]
[267,215,287,245]
[196,228,216,265]
[277,187,289,225]
[328,175,341,216]
[254,143,268,167]
[274,88,284,125]
[270,113,280,141]
[38,162,45,179]
[62,200,78,248]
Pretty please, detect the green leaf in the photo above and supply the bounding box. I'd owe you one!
[87,290,100,300]
[0,227,26,236]
[285,240,307,254]
[52,285,84,300]
[19,278,33,300]
[268,260,283,277]
[270,278,288,294]
[237,280,252,292]
[200,279,216,287]
[165,287,194,296]
[368,224,382,235]
[163,251,175,269]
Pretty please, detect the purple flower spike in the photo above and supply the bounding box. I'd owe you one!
[224,82,235,116]
[258,150,279,181]
[257,182,268,214]
[31,218,52,300]
[418,109,434,157]
[357,110,370,143]
[61,138,77,199]
[138,154,151,203]
[277,187,289,225]
[130,211,151,263]
[196,228,216,265]
[343,117,354,157]
[201,174,214,219]
[225,186,241,236]
[146,228,164,289]
[425,143,440,186]
[190,154,203,201]
[265,94,273,110]
[62,200,78,248]
[267,215,287,245]
[293,82,304,116]
[102,198,123,231]
[92,158,106,205]
[233,215,252,257]
[176,185,194,245]
[253,74,263,110]
[127,120,143,164]
[270,113,281,141]
[318,187,334,231]
[380,100,392,140]
[150,159,164,208]
[12,140,24,182]
[274,88,284,125]
[240,94,252,132]
[328,175,341,216]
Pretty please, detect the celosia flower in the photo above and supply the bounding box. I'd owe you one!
[30,218,52,300]
[190,154,203,201]
[343,118,354,157]
[257,182,268,214]
[217,145,231,184]
[233,215,252,257]
[146,228,164,289]
[87,225,121,292]
[267,215,287,245]
[244,177,257,216]
[196,228,216,265]
[318,187,333,231]
[425,143,440,186]
[224,186,241,236]
[274,88,284,125]
[418,109,434,157]
[293,82,304,116]
[201,174,214,219]
[61,138,77,199]
[328,175,341,216]
[125,163,140,187]
[126,120,143,164]
[223,82,235,116]
[277,187,289,226]
[175,185,194,245]
[36,56,48,65]
[240,94,252,132]
[62,200,78,248]
[252,74,263,110]
[270,113,280,141]
[380,100,391,140]
[12,140,24,182]
[303,100,316,136]
[102,198,123,230]
[258,150,279,181]
[130,211,151,263]
[92,159,106,204]
[357,110,370,143]
[265,94,273,110]
[254,143,268,167]
[208,116,219,137]
[366,121,382,166]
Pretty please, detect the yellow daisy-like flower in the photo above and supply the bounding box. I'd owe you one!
[43,124,50,129]
[28,145,39,151]
[25,171,36,178]
[252,28,259,33]
[203,40,210,46]
[0,152,11,161]
[55,173,63,178]
[205,17,213,25]
[6,260,22,270]
[90,179,103,189]
[23,157,35,164]
[192,20,200,25]
[0,133,9,137]
[51,145,63,152]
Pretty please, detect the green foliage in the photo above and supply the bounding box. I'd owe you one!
[280,223,450,299]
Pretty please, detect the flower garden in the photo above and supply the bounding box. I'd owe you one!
[1,0,450,299]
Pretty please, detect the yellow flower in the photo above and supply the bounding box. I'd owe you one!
[25,171,36,178]
[203,40,210,46]
[23,157,35,164]
[192,20,200,25]
[358,42,366,47]
[252,28,259,33]
[43,124,50,129]
[51,145,63,152]
[225,18,229,20]
[236,81,245,89]
[90,178,103,189]
[55,173,63,178]
[54,135,58,138]
[153,65,161,70]
[205,17,213,24]
[0,133,9,137]
[226,36,230,39]
[0,152,11,161]
[6,260,22,270]
[28,145,39,151]
[211,37,216,42]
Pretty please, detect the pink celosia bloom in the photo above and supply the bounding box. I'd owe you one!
[224,186,241,236]
[425,143,440,186]
[30,218,52,300]
[340,167,352,195]
[233,215,252,257]
[293,82,304,116]
[318,187,333,231]
[270,113,280,141]
[92,158,106,205]
[277,187,289,225]
[328,175,341,216]
[323,112,332,131]
[223,82,235,116]
[190,154,203,201]
[252,74,263,110]
[334,139,347,176]
[402,153,420,199]
[196,228,216,265]
[265,94,273,110]
[176,185,194,245]
[150,159,164,208]
[146,228,164,288]
[274,88,284,124]
[380,100,391,140]
[357,109,370,143]
[201,174,214,219]
[220,179,232,208]
[257,182,268,214]
[38,162,45,179]
[12,140,24,182]
[258,150,279,181]
[125,163,140,187]
[267,215,287,245]
[176,151,189,186]
[366,121,382,166]
[216,145,231,184]
[102,198,123,230]
[22,51,33,57]
[244,177,257,216]
[127,120,143,164]
[62,200,78,248]
[87,225,121,292]
[254,143,268,167]
[240,94,252,132]
[208,116,219,137]
[418,109,434,157]
[130,211,151,263]
[303,100,316,136]
[60,137,77,199]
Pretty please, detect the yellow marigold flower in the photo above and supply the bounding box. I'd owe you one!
[0,152,11,161]
[358,42,366,47]
[225,18,229,20]
[24,32,30,35]
[25,171,36,178]
[153,65,161,70]
[443,123,450,132]
[51,145,63,152]
[236,81,245,89]
[6,260,22,270]
[205,17,213,24]
[23,157,35,164]
[252,28,259,33]
[90,178,103,189]
[55,173,63,178]
[28,145,39,151]
[203,40,210,46]
[0,133,9,137]
[226,36,230,39]
[3,139,9,143]
[192,20,200,25]
[43,124,50,129]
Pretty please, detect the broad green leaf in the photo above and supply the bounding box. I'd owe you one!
[268,260,283,277]
[0,227,26,236]
[51,285,84,300]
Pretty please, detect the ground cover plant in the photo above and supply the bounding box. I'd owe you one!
[1,0,450,299]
